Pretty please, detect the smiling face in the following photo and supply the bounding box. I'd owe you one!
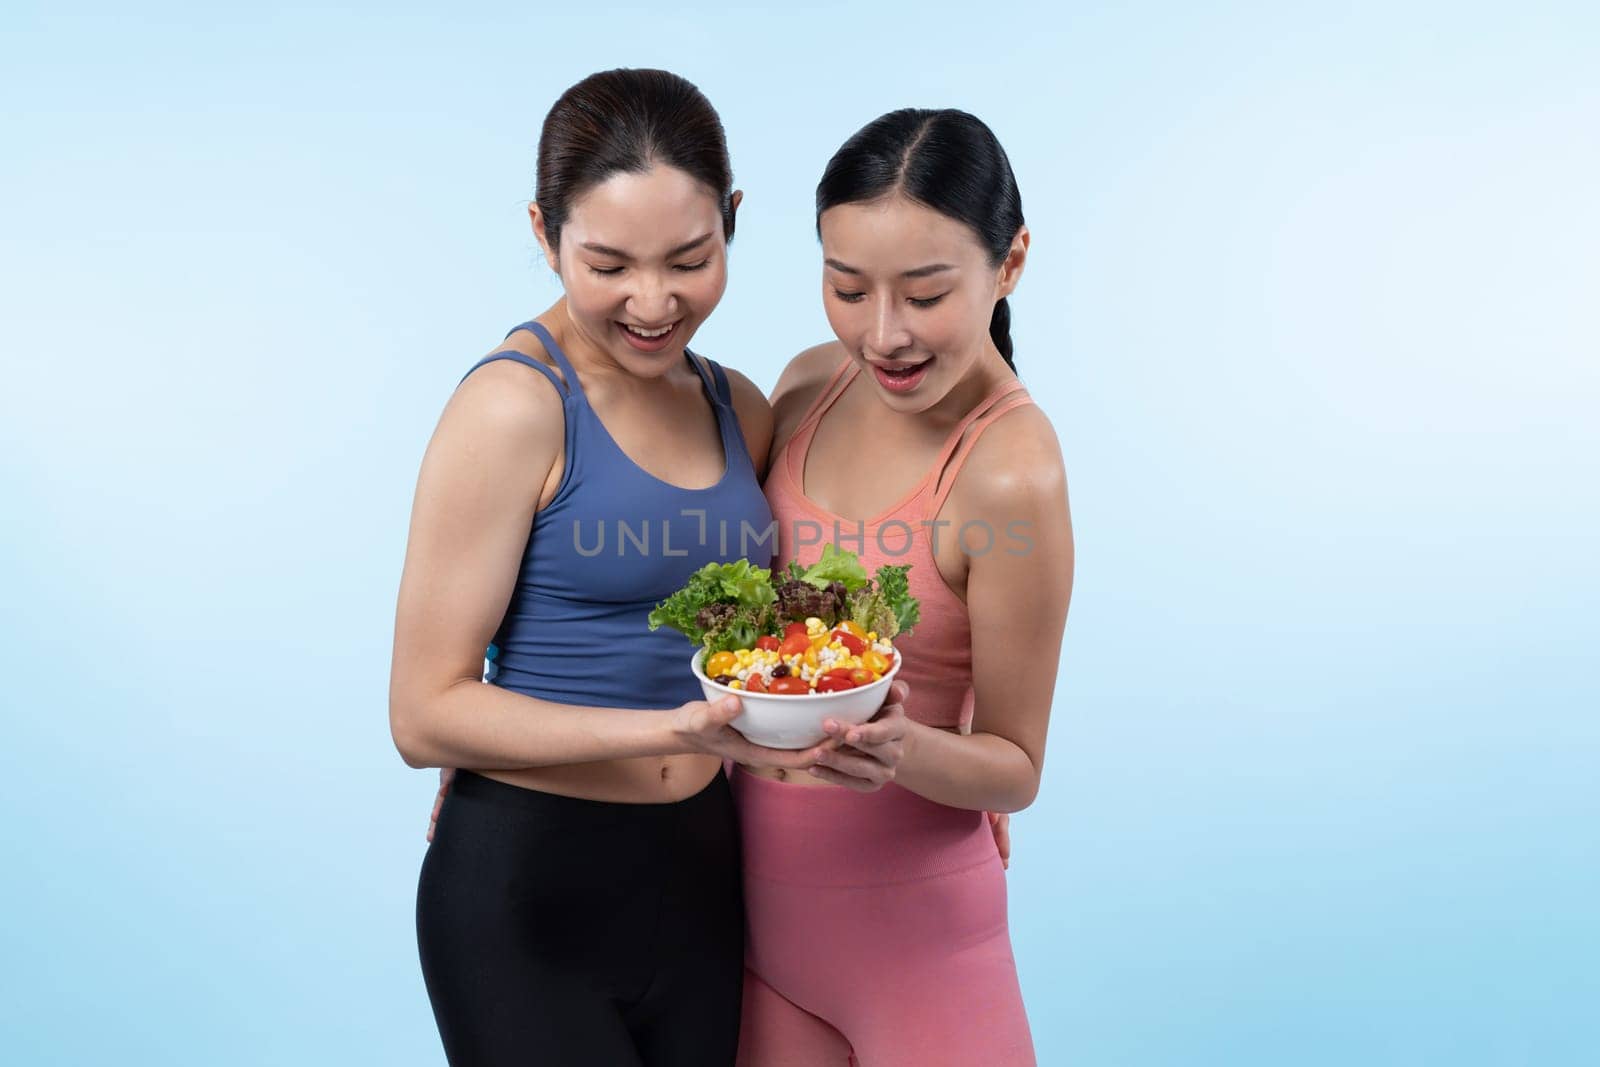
[533,164,735,378]
[819,194,1019,411]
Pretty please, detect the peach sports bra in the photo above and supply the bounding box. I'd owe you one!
[763,358,1034,729]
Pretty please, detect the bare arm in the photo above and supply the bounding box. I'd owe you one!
[813,411,1074,812]
[766,342,846,462]
[388,361,823,772]
[719,363,775,479]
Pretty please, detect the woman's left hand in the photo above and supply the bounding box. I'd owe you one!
[809,682,910,791]
[989,811,1011,870]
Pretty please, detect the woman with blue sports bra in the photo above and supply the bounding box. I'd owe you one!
[388,68,909,1066]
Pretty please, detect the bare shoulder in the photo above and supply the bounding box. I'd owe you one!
[720,363,770,412]
[770,341,849,453]
[716,363,776,477]
[959,400,1069,515]
[432,340,567,478]
[772,341,847,407]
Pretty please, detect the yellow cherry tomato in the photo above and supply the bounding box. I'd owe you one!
[862,650,890,674]
[836,619,867,639]
[706,651,738,677]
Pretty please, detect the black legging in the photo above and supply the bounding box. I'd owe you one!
[417,769,744,1066]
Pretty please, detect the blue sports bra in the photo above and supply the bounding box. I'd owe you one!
[458,321,775,710]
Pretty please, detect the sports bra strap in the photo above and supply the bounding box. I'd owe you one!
[927,390,1035,516]
[688,352,732,406]
[706,357,733,406]
[791,357,859,435]
[458,349,569,396]
[505,321,582,393]
[929,379,1026,461]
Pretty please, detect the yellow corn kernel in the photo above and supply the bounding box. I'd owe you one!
[730,680,744,690]
[867,631,878,642]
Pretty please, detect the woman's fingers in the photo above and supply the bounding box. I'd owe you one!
[867,680,910,722]
[841,716,906,749]
[823,701,908,752]
[426,767,457,843]
[427,787,445,843]
[989,811,1011,869]
[812,743,900,787]
[731,735,830,771]
[807,762,884,792]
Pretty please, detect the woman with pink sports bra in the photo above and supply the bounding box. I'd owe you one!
[733,110,1074,1066]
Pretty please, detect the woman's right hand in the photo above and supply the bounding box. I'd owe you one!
[670,695,835,770]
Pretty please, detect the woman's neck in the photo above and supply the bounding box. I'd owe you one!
[537,299,684,394]
[876,341,1014,437]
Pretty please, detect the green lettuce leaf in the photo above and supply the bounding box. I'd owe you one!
[797,543,870,592]
[846,564,920,639]
[715,559,777,609]
[873,563,919,635]
[647,560,777,647]
[704,612,764,655]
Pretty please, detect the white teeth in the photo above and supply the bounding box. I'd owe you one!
[624,323,673,338]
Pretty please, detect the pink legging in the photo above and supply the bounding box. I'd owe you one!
[732,768,1035,1066]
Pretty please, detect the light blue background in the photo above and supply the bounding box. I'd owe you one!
[3,2,1596,1064]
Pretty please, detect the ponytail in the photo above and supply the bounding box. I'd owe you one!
[989,297,1015,372]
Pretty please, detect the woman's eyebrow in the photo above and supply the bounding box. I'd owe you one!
[825,258,955,278]
[668,233,714,257]
[581,233,713,260]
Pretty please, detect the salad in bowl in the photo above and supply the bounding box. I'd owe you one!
[648,546,920,747]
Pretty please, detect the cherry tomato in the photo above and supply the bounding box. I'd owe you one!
[769,675,810,696]
[816,674,857,693]
[862,650,891,674]
[830,629,868,656]
[847,668,875,687]
[783,621,810,639]
[755,635,781,652]
[705,651,738,677]
[779,632,811,658]
[836,620,867,639]
[745,674,769,693]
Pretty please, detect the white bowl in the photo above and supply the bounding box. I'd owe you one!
[690,647,902,749]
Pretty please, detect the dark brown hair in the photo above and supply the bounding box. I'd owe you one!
[536,69,735,253]
[817,109,1024,370]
